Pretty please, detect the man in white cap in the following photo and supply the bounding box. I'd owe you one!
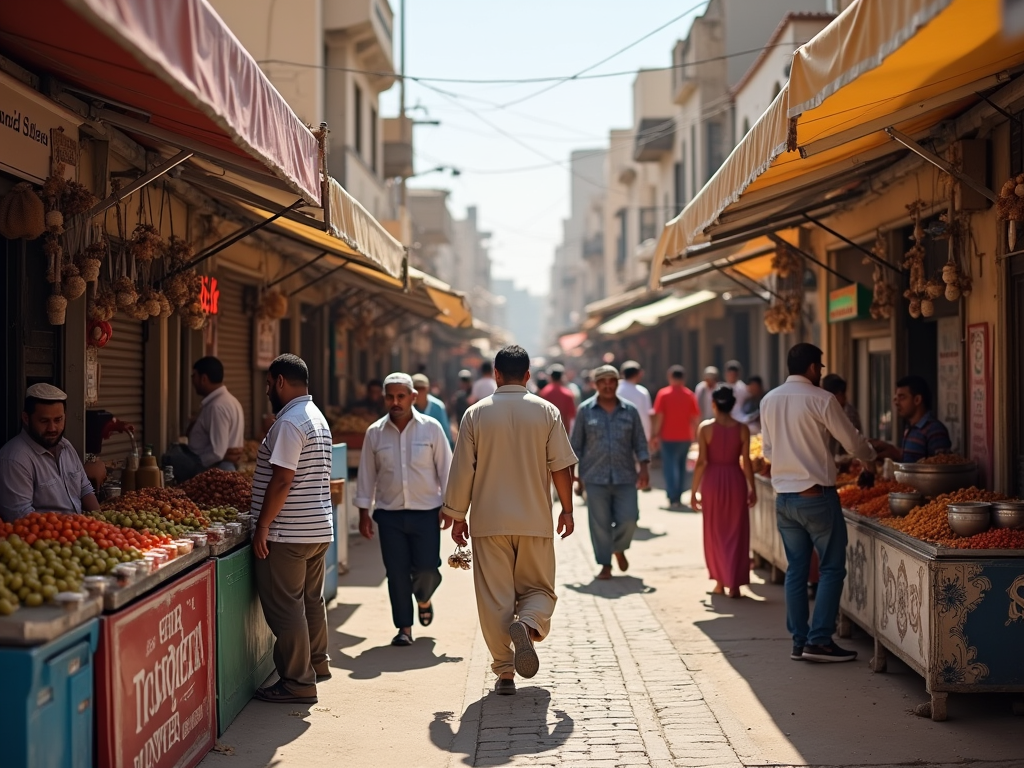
[694,366,719,422]
[356,372,453,646]
[0,383,100,522]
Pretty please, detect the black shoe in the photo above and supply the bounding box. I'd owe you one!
[802,641,857,663]
[494,678,516,695]
[509,620,539,679]
[314,667,332,681]
[791,644,805,661]
[391,631,413,647]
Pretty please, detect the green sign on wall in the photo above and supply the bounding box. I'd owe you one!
[828,283,874,323]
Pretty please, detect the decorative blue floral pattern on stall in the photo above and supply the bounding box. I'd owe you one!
[934,564,990,686]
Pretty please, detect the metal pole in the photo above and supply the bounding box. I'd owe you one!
[85,149,193,219]
[267,251,332,288]
[767,234,854,284]
[802,213,902,274]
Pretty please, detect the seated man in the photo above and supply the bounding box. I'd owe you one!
[871,375,951,462]
[0,384,99,522]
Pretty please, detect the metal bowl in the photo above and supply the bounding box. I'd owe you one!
[990,501,1024,529]
[946,502,991,537]
[893,461,978,498]
[889,491,925,517]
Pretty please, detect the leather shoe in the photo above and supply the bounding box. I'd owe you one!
[494,678,516,695]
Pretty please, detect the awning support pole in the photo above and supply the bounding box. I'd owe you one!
[977,95,1023,127]
[85,149,193,220]
[289,261,350,297]
[767,234,855,285]
[268,252,331,288]
[709,263,772,303]
[802,213,902,274]
[186,199,304,273]
[884,127,999,203]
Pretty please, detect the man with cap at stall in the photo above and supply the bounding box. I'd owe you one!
[571,365,650,580]
[0,384,100,522]
[538,363,577,434]
[412,373,454,448]
[443,345,577,695]
[357,372,453,647]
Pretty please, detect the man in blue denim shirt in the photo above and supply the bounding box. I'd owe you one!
[570,365,650,580]
[761,344,876,664]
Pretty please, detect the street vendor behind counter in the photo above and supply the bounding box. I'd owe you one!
[871,375,951,463]
[0,384,99,522]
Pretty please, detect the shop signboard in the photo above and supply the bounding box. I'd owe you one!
[827,284,873,323]
[96,562,216,768]
[0,70,81,183]
[936,316,962,453]
[968,323,993,486]
[254,316,279,370]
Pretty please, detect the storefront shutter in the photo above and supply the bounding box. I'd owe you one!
[95,316,145,463]
[215,276,254,439]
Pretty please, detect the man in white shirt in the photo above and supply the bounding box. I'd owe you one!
[722,360,750,421]
[356,372,453,647]
[469,361,498,404]
[693,366,719,421]
[187,356,245,475]
[760,343,876,665]
[616,360,652,443]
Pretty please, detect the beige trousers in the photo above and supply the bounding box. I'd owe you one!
[472,535,557,676]
[254,541,330,694]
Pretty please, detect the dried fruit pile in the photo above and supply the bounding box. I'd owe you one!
[839,481,913,510]
[881,488,1011,547]
[101,488,209,528]
[0,512,160,614]
[180,468,252,513]
[917,453,970,465]
[942,527,1024,549]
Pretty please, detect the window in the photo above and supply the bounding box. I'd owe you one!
[371,106,378,173]
[354,85,364,158]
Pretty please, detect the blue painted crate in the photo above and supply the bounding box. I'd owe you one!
[0,618,99,768]
[324,444,347,602]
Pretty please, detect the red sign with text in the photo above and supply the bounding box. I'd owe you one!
[199,277,219,315]
[96,562,216,768]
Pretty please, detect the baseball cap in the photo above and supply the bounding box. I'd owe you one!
[703,366,719,378]
[591,364,620,382]
[383,372,415,392]
[546,363,565,375]
[725,359,742,372]
[26,383,67,401]
[411,373,430,389]
[458,369,472,380]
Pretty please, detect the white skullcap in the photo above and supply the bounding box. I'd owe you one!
[26,383,67,401]
[383,372,416,392]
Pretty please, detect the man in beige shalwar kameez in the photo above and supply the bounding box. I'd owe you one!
[443,345,577,695]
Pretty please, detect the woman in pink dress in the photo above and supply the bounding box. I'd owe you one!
[691,386,757,598]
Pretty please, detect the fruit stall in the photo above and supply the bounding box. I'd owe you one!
[838,458,1024,721]
[0,465,270,768]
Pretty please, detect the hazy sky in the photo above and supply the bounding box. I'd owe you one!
[379,1,709,297]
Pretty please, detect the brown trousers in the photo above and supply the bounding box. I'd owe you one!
[254,541,330,694]
[472,535,557,676]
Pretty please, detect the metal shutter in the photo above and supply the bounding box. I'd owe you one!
[215,276,254,439]
[95,316,144,463]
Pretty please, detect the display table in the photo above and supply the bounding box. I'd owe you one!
[0,597,102,646]
[750,475,785,582]
[95,561,217,768]
[839,510,1024,720]
[101,545,211,612]
[213,543,273,735]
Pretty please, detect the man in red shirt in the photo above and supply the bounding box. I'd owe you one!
[652,365,701,510]
[539,364,577,434]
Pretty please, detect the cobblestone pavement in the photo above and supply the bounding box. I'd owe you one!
[443,508,743,768]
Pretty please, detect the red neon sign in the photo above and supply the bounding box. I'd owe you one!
[199,276,219,314]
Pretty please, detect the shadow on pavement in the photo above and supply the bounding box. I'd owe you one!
[431,687,574,766]
[632,525,668,541]
[338,534,386,588]
[330,636,463,680]
[564,574,656,598]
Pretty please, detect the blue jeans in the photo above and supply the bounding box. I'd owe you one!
[661,440,692,504]
[585,483,640,566]
[373,509,442,629]
[775,489,847,647]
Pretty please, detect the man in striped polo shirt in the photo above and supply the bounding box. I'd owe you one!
[252,354,335,705]
[871,375,952,463]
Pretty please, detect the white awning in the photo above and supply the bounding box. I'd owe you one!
[597,290,716,336]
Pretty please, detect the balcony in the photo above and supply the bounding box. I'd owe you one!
[633,118,675,162]
[324,0,394,80]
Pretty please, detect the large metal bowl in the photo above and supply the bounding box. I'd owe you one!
[990,501,1024,529]
[889,491,925,517]
[893,461,978,498]
[947,502,991,537]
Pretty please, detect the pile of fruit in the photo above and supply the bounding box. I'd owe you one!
[839,481,914,510]
[89,508,195,538]
[0,512,165,614]
[206,505,239,524]
[180,468,252,513]
[749,434,764,461]
[880,487,1016,547]
[101,488,209,528]
[917,453,970,465]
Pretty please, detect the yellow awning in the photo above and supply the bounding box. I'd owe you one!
[653,0,1024,285]
[237,203,472,328]
[597,290,716,337]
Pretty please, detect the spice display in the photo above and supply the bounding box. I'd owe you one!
[101,487,209,527]
[179,468,253,513]
[851,494,893,518]
[838,481,913,510]
[881,487,1009,546]
[917,453,970,465]
[942,527,1024,550]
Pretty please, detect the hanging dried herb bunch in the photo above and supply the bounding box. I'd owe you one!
[0,183,46,240]
[129,223,162,263]
[763,291,802,334]
[865,231,895,320]
[257,289,289,320]
[997,174,1024,250]
[770,243,801,279]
